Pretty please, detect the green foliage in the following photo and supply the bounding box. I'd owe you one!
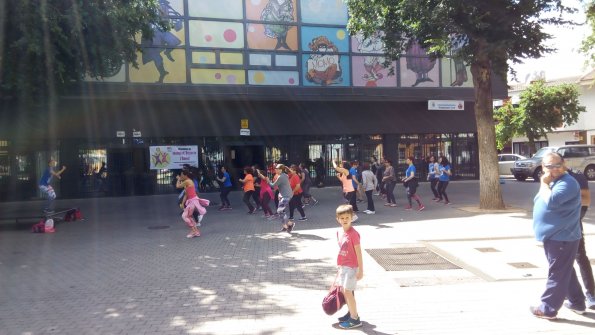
[581,0,595,67]
[495,80,586,149]
[346,0,578,79]
[0,0,169,99]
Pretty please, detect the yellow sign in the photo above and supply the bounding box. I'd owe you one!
[241,119,249,129]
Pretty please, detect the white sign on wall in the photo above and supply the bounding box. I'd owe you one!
[116,131,126,138]
[428,100,465,111]
[149,146,199,170]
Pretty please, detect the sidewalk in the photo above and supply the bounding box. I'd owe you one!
[0,181,594,334]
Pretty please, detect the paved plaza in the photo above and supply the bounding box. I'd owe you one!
[1,180,595,335]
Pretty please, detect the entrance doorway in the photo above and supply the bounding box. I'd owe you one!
[229,145,265,176]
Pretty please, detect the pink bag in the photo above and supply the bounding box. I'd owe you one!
[322,285,345,315]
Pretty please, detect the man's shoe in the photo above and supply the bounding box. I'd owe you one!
[337,311,350,322]
[418,205,425,211]
[586,292,595,310]
[529,306,556,320]
[564,301,586,315]
[297,217,308,221]
[338,317,362,329]
[404,206,412,210]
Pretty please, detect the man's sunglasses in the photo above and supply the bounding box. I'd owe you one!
[543,164,562,169]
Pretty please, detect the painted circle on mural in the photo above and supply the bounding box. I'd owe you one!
[227,75,237,84]
[223,29,237,43]
[253,72,265,84]
[205,34,213,42]
[336,30,346,40]
[250,0,262,5]
[215,73,222,80]
[288,78,295,85]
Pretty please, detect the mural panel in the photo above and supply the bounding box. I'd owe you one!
[441,58,472,87]
[351,57,396,87]
[301,27,349,53]
[300,0,348,25]
[192,52,217,65]
[247,24,298,51]
[276,54,297,67]
[246,0,297,21]
[248,70,299,85]
[400,43,439,87]
[351,32,385,54]
[302,53,349,86]
[163,0,184,16]
[130,49,186,83]
[189,0,243,19]
[189,20,244,49]
[191,69,246,84]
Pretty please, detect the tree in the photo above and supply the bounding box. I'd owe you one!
[346,0,578,209]
[495,80,585,153]
[581,0,595,66]
[0,0,169,99]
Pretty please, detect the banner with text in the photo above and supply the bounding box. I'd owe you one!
[149,146,199,170]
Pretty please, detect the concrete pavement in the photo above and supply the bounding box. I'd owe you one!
[0,180,594,334]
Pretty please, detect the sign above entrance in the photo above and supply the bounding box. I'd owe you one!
[149,146,199,170]
[241,119,249,129]
[428,100,464,111]
[116,131,126,138]
[240,129,251,136]
[133,131,142,138]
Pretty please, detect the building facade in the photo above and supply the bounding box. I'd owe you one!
[0,0,507,201]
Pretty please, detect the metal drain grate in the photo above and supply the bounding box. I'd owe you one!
[366,247,460,271]
[508,262,537,269]
[475,247,500,253]
[147,225,170,230]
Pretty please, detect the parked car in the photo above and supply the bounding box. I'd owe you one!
[498,154,526,176]
[511,144,595,181]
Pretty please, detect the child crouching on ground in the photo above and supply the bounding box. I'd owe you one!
[335,204,363,329]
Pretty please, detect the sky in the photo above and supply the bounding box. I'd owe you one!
[508,1,592,84]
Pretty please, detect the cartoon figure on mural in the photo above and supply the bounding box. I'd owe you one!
[405,41,436,87]
[355,32,386,87]
[141,0,183,83]
[261,0,294,50]
[449,34,469,86]
[306,36,342,86]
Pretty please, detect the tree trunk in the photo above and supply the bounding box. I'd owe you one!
[470,43,505,210]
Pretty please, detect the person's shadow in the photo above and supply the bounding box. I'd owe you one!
[331,321,396,334]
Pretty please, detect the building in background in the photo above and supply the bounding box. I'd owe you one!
[0,0,507,201]
[507,70,595,157]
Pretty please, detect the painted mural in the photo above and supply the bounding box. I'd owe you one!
[400,42,439,87]
[131,0,186,83]
[351,32,396,87]
[89,0,471,89]
[300,0,348,25]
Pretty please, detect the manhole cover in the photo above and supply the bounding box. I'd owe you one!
[475,247,500,253]
[508,262,537,269]
[366,247,460,271]
[147,225,170,230]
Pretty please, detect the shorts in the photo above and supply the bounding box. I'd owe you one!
[337,265,358,291]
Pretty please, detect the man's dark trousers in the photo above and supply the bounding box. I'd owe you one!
[540,239,586,316]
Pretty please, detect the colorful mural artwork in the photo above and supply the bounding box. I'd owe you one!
[401,42,439,87]
[247,0,297,50]
[300,0,348,25]
[189,0,243,19]
[303,49,349,86]
[189,21,244,49]
[248,70,299,85]
[87,0,472,89]
[351,32,396,87]
[136,0,185,83]
[301,27,349,53]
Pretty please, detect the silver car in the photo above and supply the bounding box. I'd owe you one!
[498,154,526,176]
[512,145,595,181]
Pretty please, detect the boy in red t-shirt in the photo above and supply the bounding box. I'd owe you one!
[335,204,364,329]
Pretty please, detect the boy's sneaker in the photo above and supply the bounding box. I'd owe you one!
[338,317,362,329]
[297,217,308,221]
[337,311,350,322]
[529,306,556,320]
[564,302,586,315]
[586,292,595,310]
